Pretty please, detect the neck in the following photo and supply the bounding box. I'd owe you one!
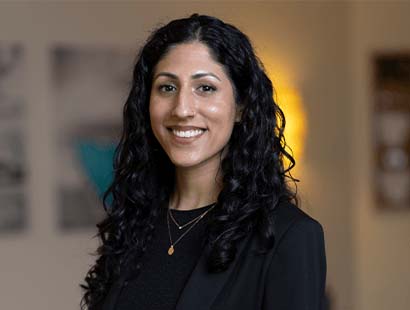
[169,162,223,211]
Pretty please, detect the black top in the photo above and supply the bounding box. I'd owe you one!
[115,202,216,310]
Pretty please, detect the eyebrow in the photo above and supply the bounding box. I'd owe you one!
[153,72,221,81]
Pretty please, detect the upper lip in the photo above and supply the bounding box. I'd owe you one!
[167,125,206,131]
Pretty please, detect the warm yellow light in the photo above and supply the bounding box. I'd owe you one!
[275,88,307,170]
[257,51,307,173]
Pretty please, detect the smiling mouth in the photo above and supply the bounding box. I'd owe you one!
[168,128,206,138]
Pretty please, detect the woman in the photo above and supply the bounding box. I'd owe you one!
[81,14,326,310]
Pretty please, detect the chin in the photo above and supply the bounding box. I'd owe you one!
[164,147,223,170]
[169,157,203,169]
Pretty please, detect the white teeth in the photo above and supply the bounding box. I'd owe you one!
[172,129,204,138]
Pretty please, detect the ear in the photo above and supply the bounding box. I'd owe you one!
[235,105,244,123]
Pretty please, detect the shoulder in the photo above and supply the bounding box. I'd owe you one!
[262,201,327,286]
[270,201,325,252]
[246,201,325,257]
[261,202,327,309]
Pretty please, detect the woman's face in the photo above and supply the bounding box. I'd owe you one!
[149,42,240,170]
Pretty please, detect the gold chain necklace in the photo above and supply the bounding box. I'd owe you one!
[166,204,216,256]
[168,205,214,230]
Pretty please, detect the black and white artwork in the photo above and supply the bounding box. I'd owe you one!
[373,54,410,210]
[0,43,27,233]
[51,45,134,230]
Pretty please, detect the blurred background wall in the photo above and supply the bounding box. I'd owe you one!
[0,1,409,310]
[350,2,410,310]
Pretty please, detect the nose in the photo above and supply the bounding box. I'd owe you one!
[171,87,196,118]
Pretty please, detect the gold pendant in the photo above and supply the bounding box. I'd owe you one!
[168,245,174,255]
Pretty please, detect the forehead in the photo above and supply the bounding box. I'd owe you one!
[153,42,226,76]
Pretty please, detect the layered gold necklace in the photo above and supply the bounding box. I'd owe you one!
[166,204,216,256]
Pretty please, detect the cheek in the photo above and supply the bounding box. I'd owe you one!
[206,104,237,145]
[206,100,237,128]
[149,110,164,145]
[149,100,163,128]
[207,88,237,126]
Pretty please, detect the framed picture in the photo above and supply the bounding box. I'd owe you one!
[51,45,134,230]
[373,53,410,210]
[0,43,27,233]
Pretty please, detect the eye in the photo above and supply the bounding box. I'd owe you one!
[158,84,177,93]
[197,84,217,93]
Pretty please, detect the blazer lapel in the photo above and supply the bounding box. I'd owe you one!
[175,232,253,310]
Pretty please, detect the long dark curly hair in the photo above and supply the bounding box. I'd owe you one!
[80,13,299,310]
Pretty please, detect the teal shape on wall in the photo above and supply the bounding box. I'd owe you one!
[74,140,116,206]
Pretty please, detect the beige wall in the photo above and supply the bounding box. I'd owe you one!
[350,2,410,310]
[0,1,407,310]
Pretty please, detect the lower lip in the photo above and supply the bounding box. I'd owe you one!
[169,130,206,145]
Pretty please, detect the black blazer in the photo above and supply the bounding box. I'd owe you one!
[102,202,327,310]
